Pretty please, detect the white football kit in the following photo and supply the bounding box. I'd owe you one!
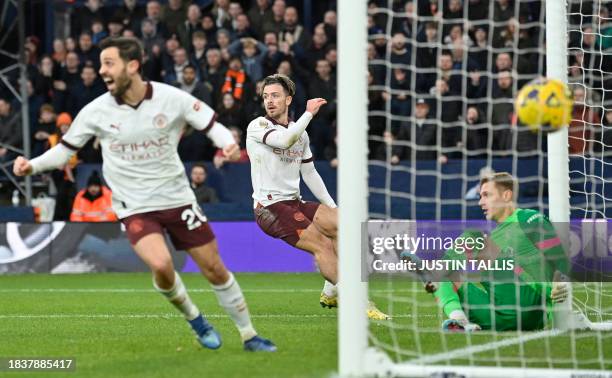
[246,113,336,208]
[30,81,234,218]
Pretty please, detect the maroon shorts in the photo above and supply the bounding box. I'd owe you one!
[254,200,320,246]
[121,203,215,250]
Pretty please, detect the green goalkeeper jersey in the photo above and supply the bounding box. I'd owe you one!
[435,208,569,331]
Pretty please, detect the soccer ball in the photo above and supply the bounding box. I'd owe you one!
[515,78,574,132]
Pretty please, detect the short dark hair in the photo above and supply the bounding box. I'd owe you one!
[99,37,143,71]
[261,74,296,96]
[192,163,207,174]
[183,64,196,72]
[480,172,516,195]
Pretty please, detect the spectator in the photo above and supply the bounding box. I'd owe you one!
[372,130,405,165]
[48,113,79,221]
[145,0,169,38]
[212,0,232,29]
[228,37,269,83]
[202,48,227,103]
[279,6,311,50]
[222,56,247,101]
[107,16,126,38]
[569,86,601,155]
[409,98,438,160]
[490,70,515,153]
[323,10,337,43]
[248,0,273,38]
[276,58,307,118]
[262,0,285,35]
[178,4,203,51]
[391,1,415,41]
[164,47,190,84]
[65,37,77,52]
[52,39,66,65]
[462,106,488,158]
[190,164,219,203]
[387,68,411,132]
[77,32,100,70]
[71,0,107,38]
[112,0,146,35]
[189,31,208,69]
[217,92,247,132]
[415,22,438,91]
[160,37,180,77]
[161,0,188,36]
[213,126,249,168]
[233,13,257,40]
[216,28,232,61]
[469,27,489,72]
[390,32,411,68]
[200,13,218,42]
[0,99,21,162]
[325,46,337,76]
[33,55,59,103]
[59,51,82,90]
[70,171,117,222]
[304,23,329,71]
[140,18,165,56]
[175,65,213,107]
[90,19,108,45]
[494,51,512,73]
[261,32,284,76]
[67,64,105,116]
[32,104,56,158]
[308,59,337,156]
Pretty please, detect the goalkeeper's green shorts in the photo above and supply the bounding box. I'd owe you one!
[458,282,547,331]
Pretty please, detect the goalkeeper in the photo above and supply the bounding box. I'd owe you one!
[425,173,570,332]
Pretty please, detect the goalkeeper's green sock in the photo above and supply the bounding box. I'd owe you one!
[434,281,464,319]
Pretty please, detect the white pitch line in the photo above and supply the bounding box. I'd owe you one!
[0,313,419,319]
[0,313,336,319]
[408,328,566,365]
[0,288,399,293]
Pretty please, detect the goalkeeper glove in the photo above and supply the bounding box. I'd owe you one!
[442,318,481,332]
[551,281,569,303]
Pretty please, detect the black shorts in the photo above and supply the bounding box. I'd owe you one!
[121,203,215,250]
[254,200,320,246]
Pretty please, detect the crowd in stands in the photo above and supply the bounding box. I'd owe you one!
[1,0,612,218]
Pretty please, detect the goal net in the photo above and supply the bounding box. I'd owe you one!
[338,0,612,376]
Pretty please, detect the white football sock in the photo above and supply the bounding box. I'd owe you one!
[322,280,338,297]
[212,272,257,342]
[154,271,200,321]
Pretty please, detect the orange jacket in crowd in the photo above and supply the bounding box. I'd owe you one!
[70,186,118,222]
[222,69,246,100]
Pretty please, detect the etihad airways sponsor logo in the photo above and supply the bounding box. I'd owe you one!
[109,136,171,153]
[109,137,171,161]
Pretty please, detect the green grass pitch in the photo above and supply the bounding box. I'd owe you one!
[0,273,337,378]
[1,274,610,377]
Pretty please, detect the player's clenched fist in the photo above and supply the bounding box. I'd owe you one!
[223,143,240,161]
[306,98,327,116]
[13,156,32,176]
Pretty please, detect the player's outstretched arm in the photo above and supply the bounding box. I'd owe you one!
[263,98,327,149]
[300,162,336,208]
[13,144,76,176]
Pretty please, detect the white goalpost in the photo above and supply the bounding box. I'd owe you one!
[338,0,612,377]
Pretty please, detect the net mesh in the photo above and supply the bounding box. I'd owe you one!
[365,0,612,371]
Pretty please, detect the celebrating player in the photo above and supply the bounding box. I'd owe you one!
[13,37,276,352]
[246,74,389,320]
[422,172,569,331]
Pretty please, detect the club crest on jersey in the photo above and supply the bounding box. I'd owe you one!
[193,101,201,112]
[259,119,269,128]
[153,113,168,129]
